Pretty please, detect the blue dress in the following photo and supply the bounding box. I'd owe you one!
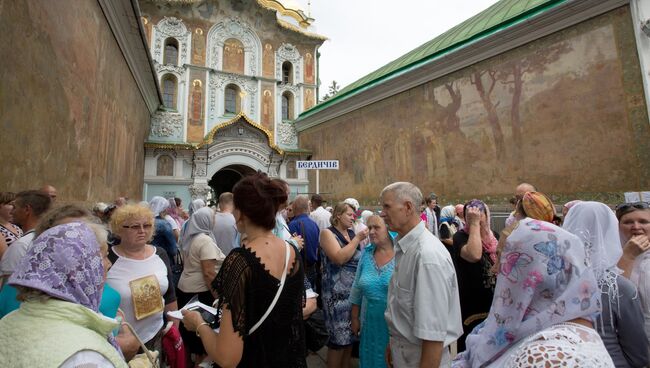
[349,244,395,368]
[321,226,361,347]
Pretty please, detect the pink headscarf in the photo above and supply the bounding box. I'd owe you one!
[462,199,498,263]
[167,198,183,227]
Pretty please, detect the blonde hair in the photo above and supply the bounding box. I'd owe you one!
[110,204,155,240]
[330,202,354,227]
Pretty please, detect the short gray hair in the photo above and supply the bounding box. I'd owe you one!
[380,182,423,209]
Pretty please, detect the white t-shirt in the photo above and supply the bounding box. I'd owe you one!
[164,214,180,232]
[310,206,332,231]
[0,231,35,277]
[106,246,170,343]
[178,233,225,293]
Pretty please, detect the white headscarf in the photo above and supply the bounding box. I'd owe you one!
[149,196,169,217]
[360,210,373,225]
[453,218,600,367]
[562,201,622,329]
[179,207,217,252]
[188,199,206,217]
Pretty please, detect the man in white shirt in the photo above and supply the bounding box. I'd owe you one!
[309,194,331,231]
[0,190,52,283]
[381,182,462,368]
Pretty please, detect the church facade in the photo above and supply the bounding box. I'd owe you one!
[138,0,325,204]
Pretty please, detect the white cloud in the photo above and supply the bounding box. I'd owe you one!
[294,0,500,98]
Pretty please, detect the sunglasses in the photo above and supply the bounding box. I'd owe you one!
[615,202,650,218]
[122,223,153,231]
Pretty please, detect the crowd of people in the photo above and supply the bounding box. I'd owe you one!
[0,179,649,368]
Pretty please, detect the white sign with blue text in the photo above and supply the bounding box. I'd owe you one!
[296,160,339,170]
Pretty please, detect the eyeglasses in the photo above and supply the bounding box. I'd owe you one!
[615,202,650,218]
[122,223,153,231]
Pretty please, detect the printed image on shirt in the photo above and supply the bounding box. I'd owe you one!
[129,274,164,320]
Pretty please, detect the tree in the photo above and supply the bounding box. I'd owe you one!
[320,80,340,102]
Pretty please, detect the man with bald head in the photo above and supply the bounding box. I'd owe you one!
[40,185,57,202]
[506,182,537,226]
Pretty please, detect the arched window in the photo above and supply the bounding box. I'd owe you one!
[225,84,241,114]
[162,74,178,109]
[164,38,179,65]
[156,155,174,176]
[282,61,293,84]
[281,92,293,120]
[223,38,244,74]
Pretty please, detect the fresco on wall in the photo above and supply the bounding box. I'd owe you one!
[223,38,245,74]
[263,43,275,78]
[304,52,314,84]
[300,8,649,204]
[192,27,206,65]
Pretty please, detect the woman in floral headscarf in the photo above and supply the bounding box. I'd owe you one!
[564,202,649,367]
[451,199,498,351]
[0,222,127,367]
[453,218,613,367]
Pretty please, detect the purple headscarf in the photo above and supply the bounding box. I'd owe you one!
[9,222,105,312]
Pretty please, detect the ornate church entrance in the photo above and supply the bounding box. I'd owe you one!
[208,164,256,198]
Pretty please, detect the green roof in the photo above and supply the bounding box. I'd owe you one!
[298,0,566,120]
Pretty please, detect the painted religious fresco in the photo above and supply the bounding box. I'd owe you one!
[299,7,650,204]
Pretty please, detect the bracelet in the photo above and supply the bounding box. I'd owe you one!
[196,322,211,337]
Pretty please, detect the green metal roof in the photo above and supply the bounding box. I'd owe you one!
[298,0,566,121]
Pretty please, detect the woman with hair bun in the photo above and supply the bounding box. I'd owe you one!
[181,172,307,368]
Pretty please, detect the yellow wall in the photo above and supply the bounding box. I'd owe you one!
[0,1,152,202]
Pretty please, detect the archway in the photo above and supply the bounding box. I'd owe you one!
[208,164,256,199]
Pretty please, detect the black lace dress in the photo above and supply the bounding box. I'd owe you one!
[212,245,306,368]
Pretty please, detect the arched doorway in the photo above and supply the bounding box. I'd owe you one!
[208,164,256,199]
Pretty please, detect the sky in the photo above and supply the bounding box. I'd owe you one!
[289,0,500,98]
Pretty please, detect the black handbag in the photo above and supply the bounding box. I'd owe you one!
[304,309,329,352]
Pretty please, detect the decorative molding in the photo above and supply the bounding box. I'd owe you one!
[153,17,191,65]
[276,43,302,84]
[188,183,212,200]
[97,0,162,113]
[154,61,186,75]
[277,120,298,148]
[193,166,207,177]
[153,148,178,158]
[201,112,282,153]
[150,111,184,138]
[295,0,629,132]
[277,43,300,61]
[206,17,262,76]
[207,72,258,119]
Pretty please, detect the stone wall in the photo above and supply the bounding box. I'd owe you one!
[0,1,152,202]
[299,6,650,206]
